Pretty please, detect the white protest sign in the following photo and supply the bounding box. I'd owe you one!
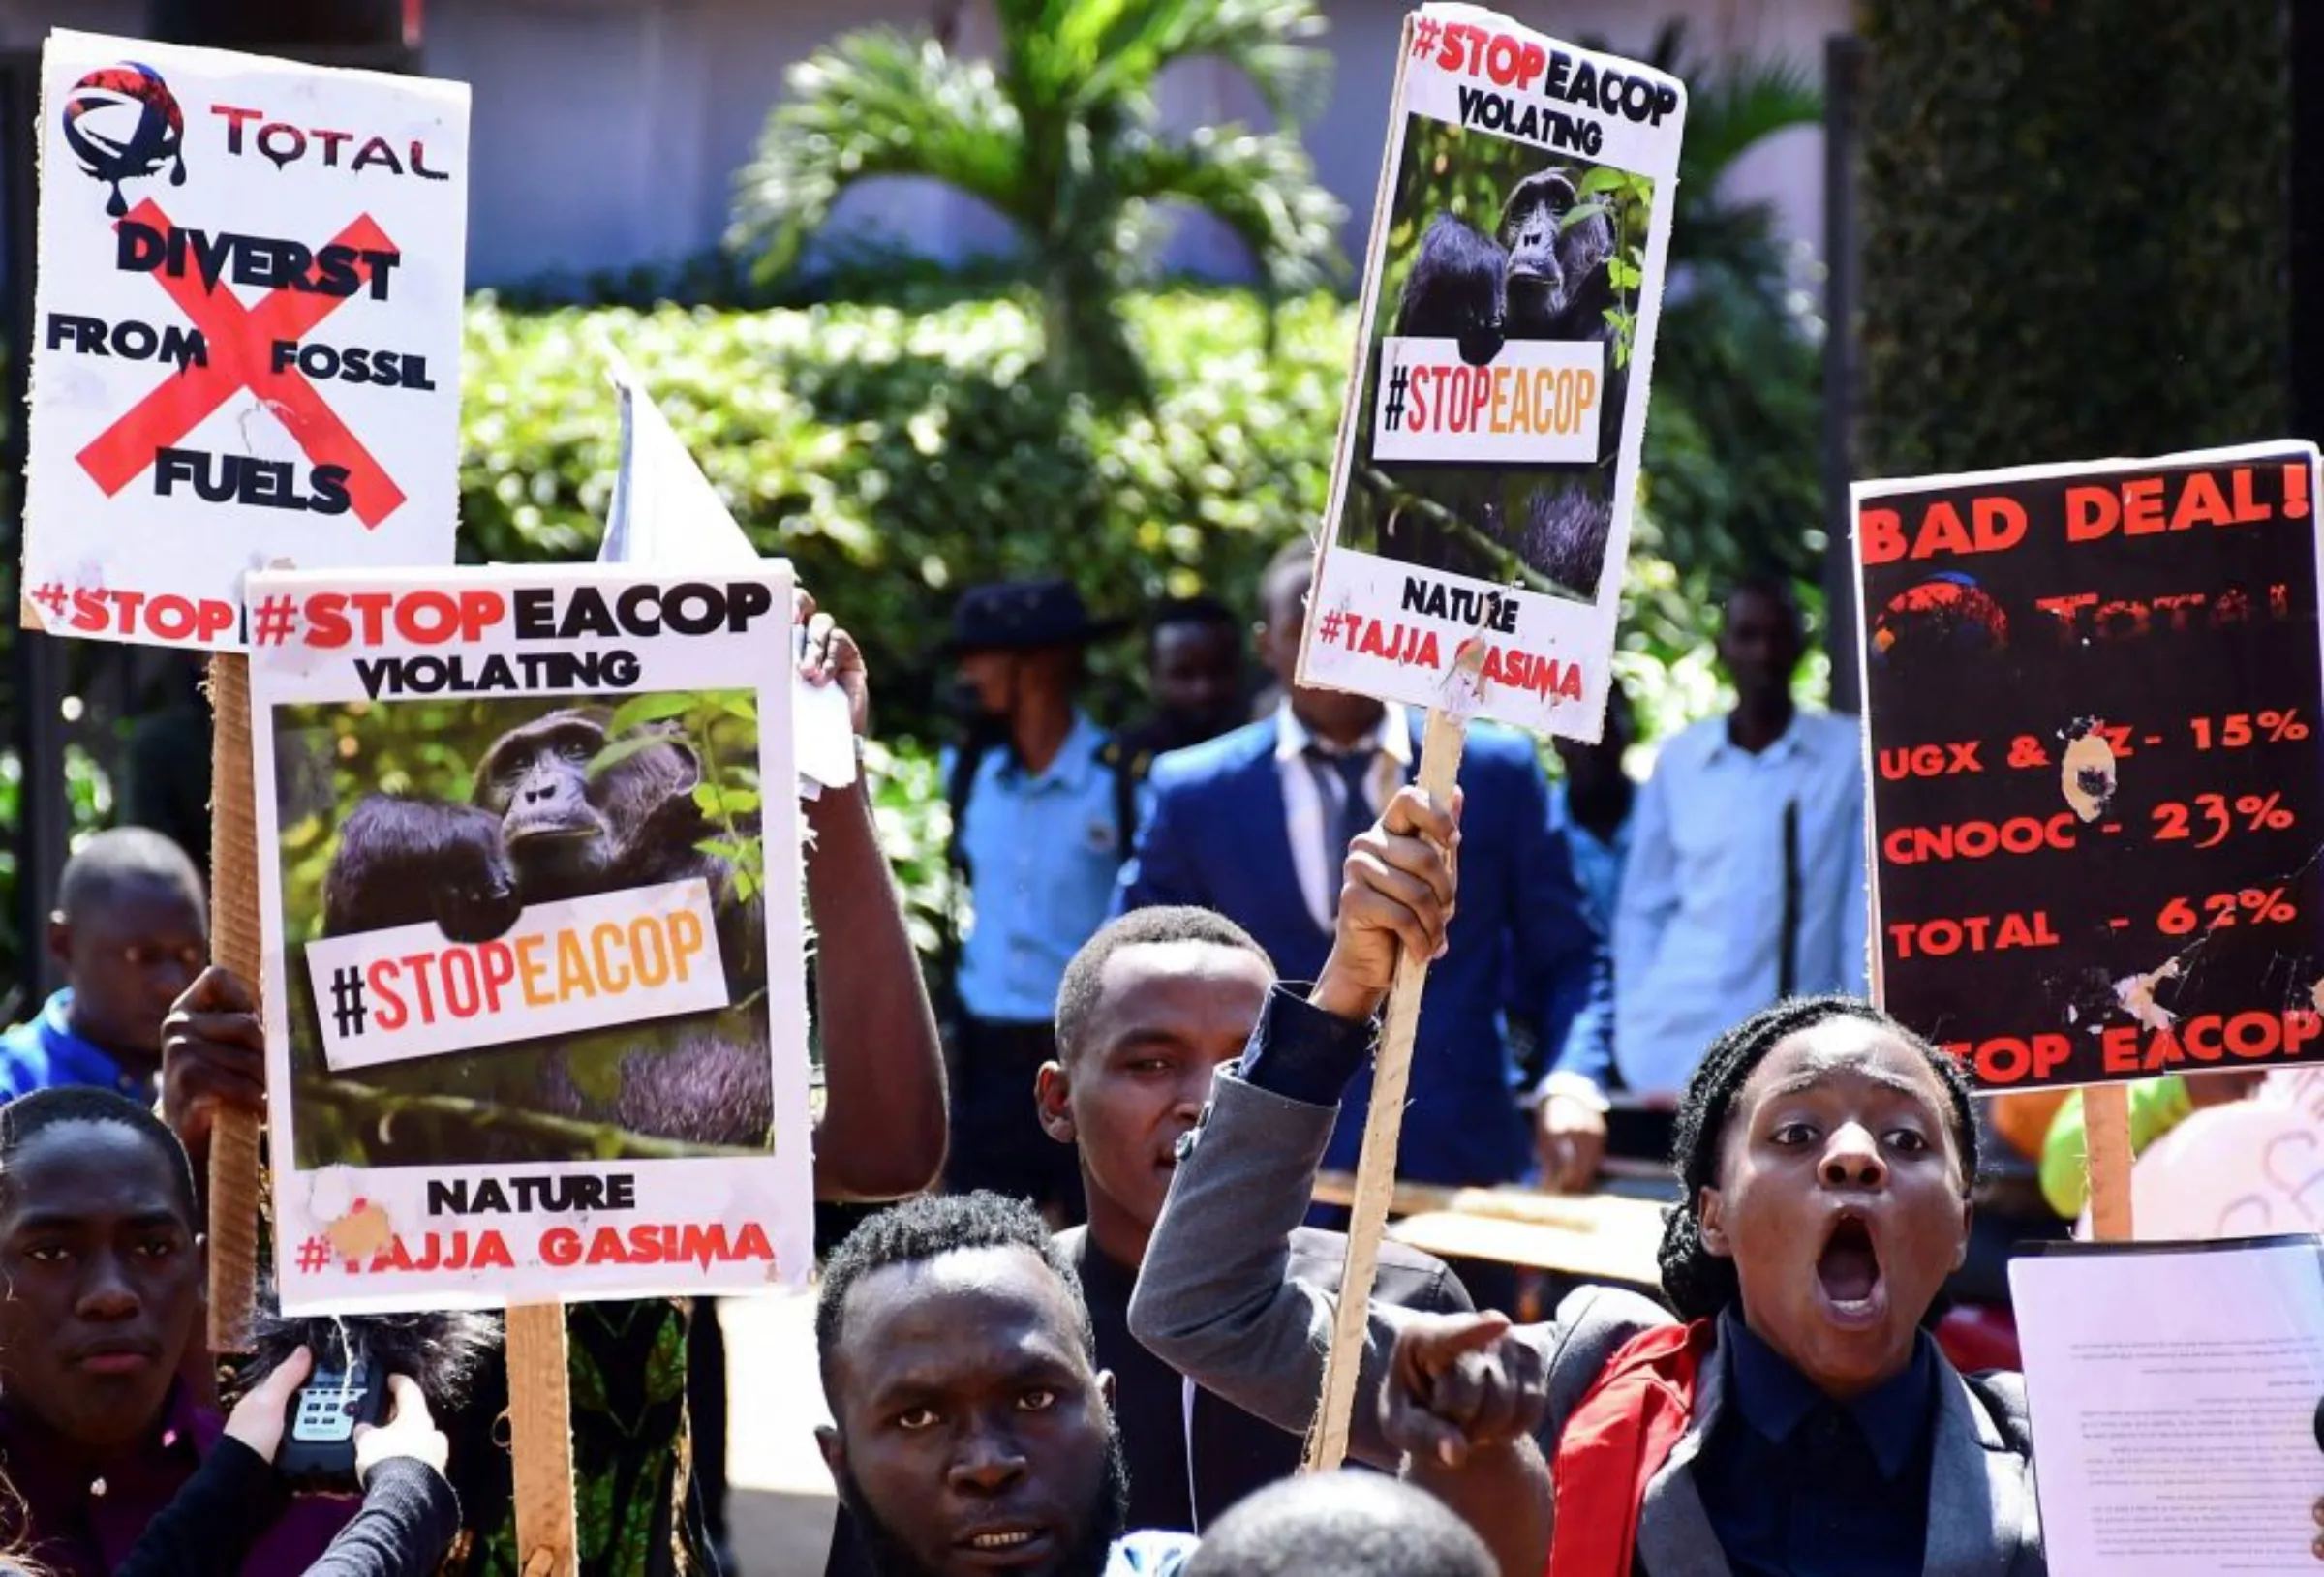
[2092,1075,2324,1241]
[597,354,858,789]
[1299,4,1685,741]
[304,878,731,1072]
[249,564,812,1313]
[20,32,468,650]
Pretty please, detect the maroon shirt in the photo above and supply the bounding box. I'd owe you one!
[0,1383,356,1577]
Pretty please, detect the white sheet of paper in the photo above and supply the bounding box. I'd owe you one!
[2009,1237,2324,1577]
[598,352,857,791]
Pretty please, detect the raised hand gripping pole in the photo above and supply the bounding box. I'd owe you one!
[204,652,264,1352]
[1301,707,1469,1472]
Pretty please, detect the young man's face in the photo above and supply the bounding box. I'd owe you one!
[0,1121,202,1452]
[820,1245,1126,1577]
[1716,588,1804,713]
[1038,941,1272,1256]
[1147,622,1242,740]
[52,874,206,1058]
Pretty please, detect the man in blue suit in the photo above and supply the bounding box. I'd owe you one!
[1116,541,1612,1193]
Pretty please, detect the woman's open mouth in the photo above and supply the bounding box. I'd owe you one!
[1814,1213,1887,1327]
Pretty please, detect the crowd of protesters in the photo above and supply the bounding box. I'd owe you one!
[3,564,2238,1577]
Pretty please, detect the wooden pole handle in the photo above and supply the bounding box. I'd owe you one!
[204,653,263,1352]
[2082,1080,2135,1242]
[506,1302,579,1577]
[1302,708,1468,1472]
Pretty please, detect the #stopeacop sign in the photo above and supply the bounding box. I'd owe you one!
[246,565,814,1312]
[1297,4,1684,741]
[20,31,468,651]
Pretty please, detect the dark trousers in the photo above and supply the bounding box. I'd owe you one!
[944,1016,1086,1224]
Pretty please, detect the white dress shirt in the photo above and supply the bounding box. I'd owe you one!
[1613,710,1868,1095]
[1273,698,1412,934]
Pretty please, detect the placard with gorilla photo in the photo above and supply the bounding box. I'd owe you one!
[1300,5,1684,742]
[247,563,811,1314]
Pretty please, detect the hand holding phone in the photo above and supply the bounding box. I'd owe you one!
[279,1332,388,1489]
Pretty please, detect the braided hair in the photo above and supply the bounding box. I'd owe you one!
[1656,995,1980,1322]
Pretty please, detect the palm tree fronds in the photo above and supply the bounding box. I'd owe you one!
[727,32,1027,282]
[1113,125,1347,295]
[1070,0,1333,128]
[1676,63,1821,190]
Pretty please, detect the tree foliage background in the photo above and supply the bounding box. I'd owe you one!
[1856,1,2289,473]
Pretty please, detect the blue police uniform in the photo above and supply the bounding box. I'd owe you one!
[945,712,1129,1213]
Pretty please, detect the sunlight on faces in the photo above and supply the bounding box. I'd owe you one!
[820,1245,1123,1577]
[0,1122,202,1451]
[1043,942,1272,1242]
[1697,1019,1971,1399]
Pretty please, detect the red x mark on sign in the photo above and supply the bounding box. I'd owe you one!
[75,198,407,528]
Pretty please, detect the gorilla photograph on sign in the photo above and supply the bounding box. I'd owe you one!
[1356,114,1655,604]
[270,690,779,1168]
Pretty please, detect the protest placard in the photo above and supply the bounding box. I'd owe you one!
[1854,443,2324,1097]
[597,352,858,790]
[1299,5,1684,1472]
[20,30,467,651]
[1298,2,1684,743]
[246,564,812,1313]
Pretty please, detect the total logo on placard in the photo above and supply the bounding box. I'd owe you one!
[59,60,189,216]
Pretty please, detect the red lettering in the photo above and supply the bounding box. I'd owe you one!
[210,104,263,152]
[366,960,406,1030]
[304,592,351,649]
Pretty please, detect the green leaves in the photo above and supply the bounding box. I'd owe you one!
[1857,1,2288,477]
[724,0,1343,404]
[608,693,697,733]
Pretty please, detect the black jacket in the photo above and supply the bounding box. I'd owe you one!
[1059,1225,1472,1534]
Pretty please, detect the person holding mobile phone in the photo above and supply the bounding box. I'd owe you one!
[107,1345,458,1577]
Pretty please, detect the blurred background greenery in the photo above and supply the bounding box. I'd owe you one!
[0,8,1832,996]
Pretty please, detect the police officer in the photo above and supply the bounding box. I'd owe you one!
[942,580,1132,1224]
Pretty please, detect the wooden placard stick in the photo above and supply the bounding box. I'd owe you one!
[1301,706,1469,1472]
[2082,1081,2135,1242]
[506,1302,579,1577]
[203,652,264,1352]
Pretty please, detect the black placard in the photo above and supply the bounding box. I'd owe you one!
[1855,444,2324,1090]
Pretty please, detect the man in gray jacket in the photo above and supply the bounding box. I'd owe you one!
[1130,798,2043,1577]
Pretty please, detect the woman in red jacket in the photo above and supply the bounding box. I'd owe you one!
[1382,995,2041,1577]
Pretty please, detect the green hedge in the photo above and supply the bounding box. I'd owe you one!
[457,287,1803,741]
[1858,2,2289,473]
[459,288,1347,740]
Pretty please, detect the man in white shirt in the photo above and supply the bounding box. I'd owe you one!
[1610,578,1868,1099]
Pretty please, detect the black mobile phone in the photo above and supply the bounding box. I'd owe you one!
[279,1331,387,1489]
